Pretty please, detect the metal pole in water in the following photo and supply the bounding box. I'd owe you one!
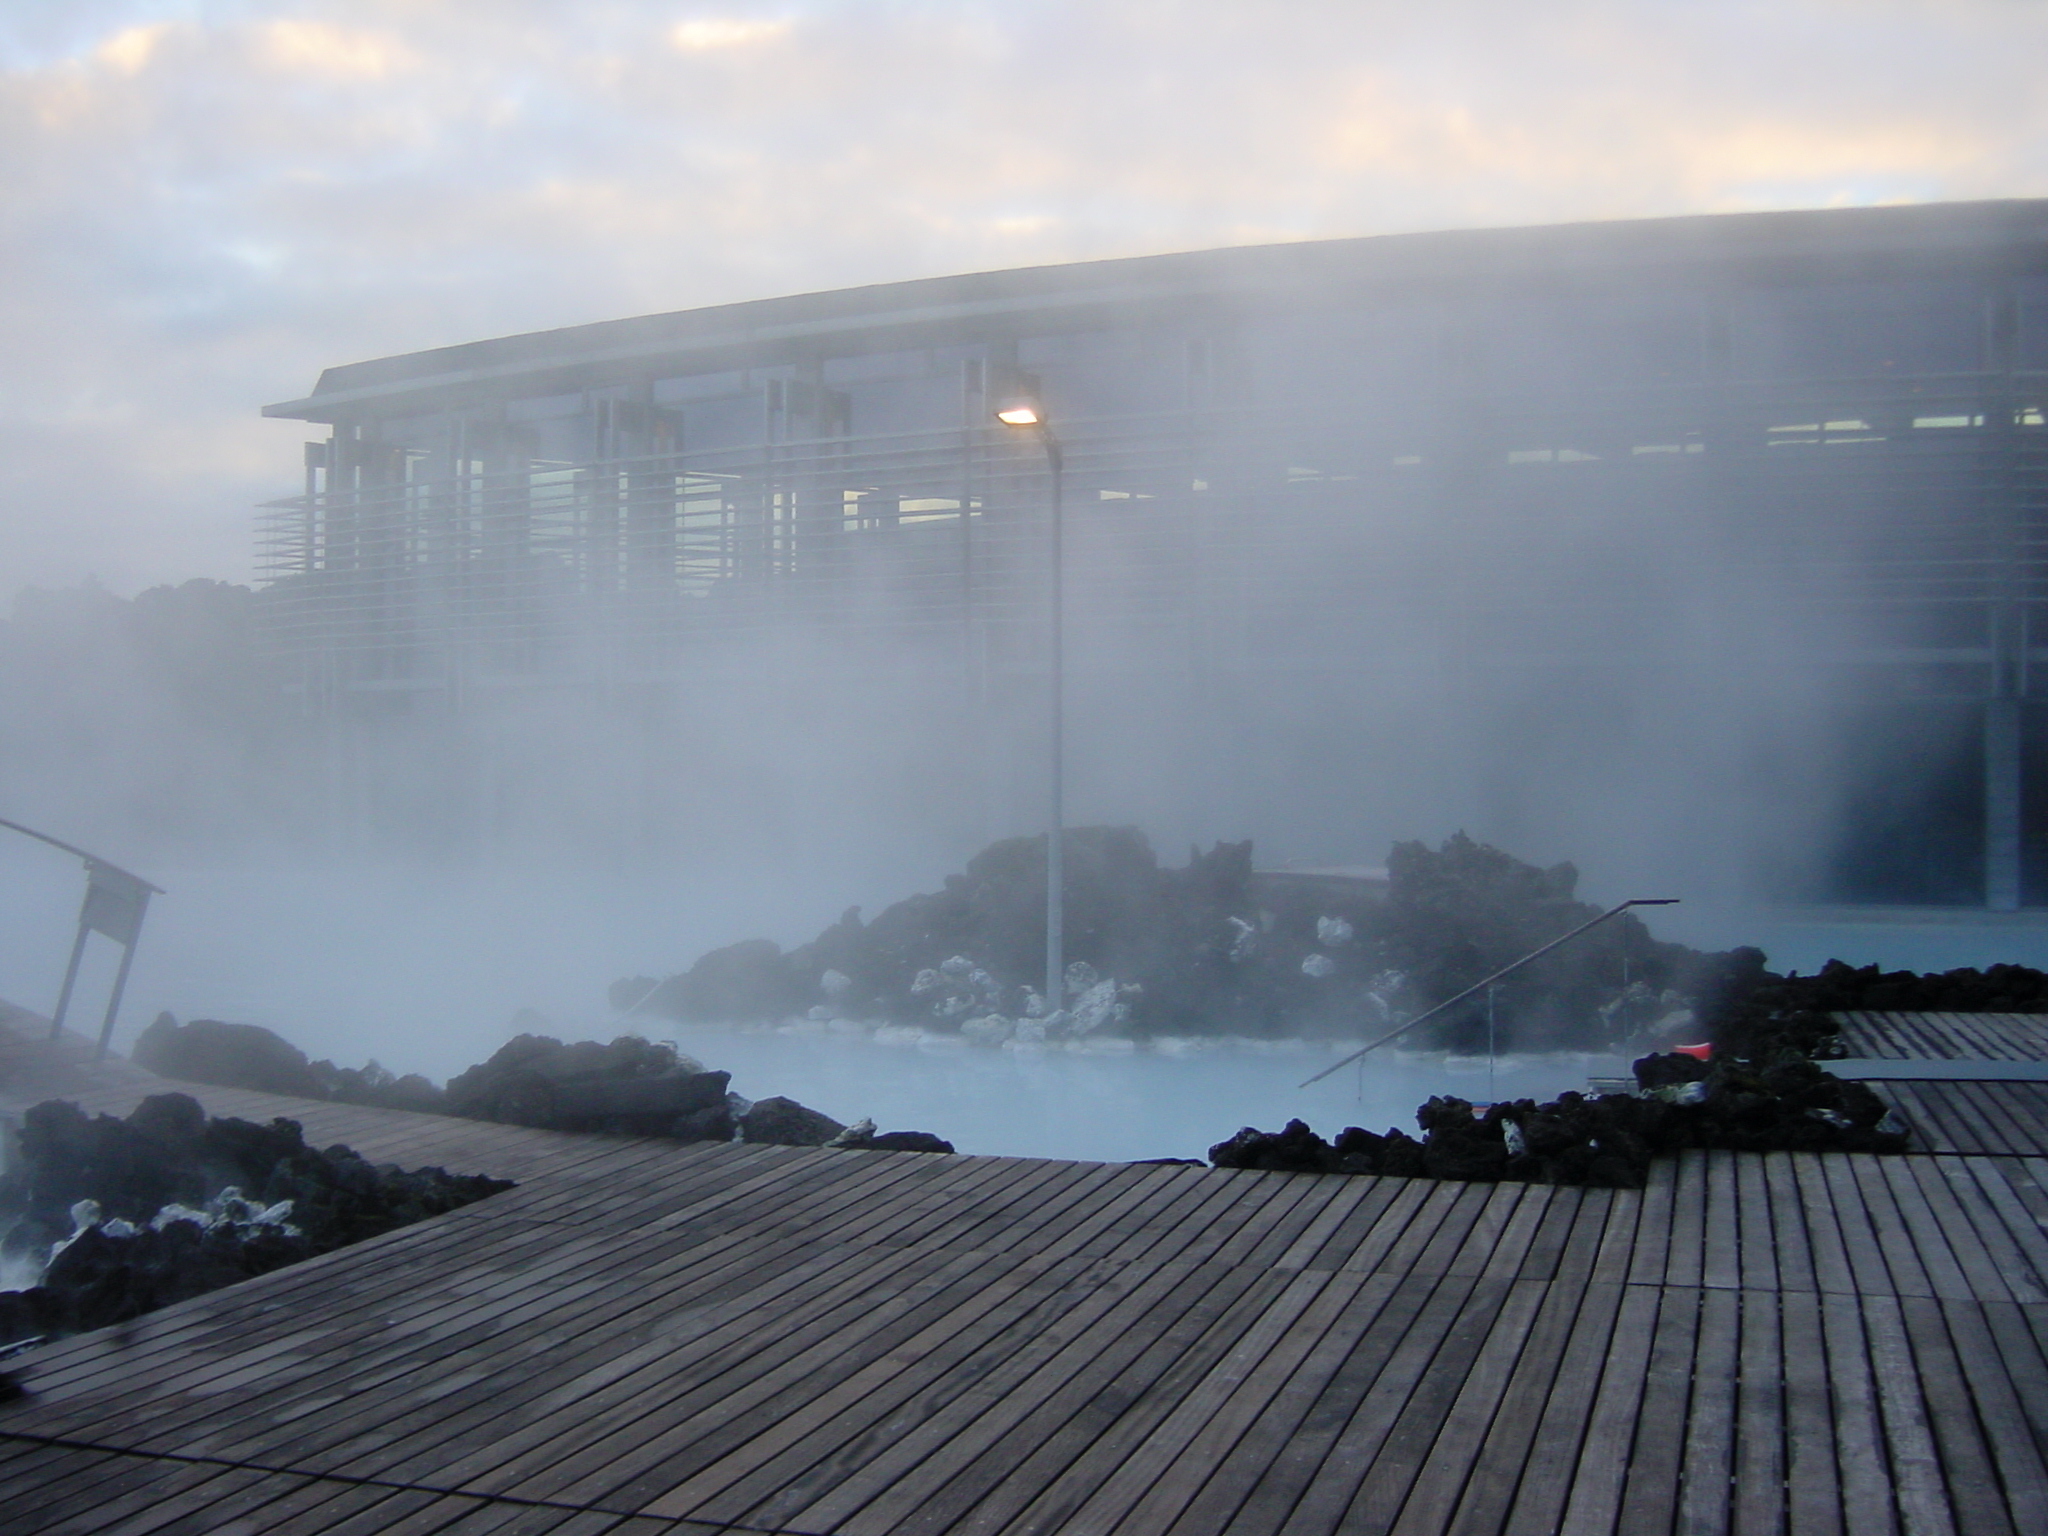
[1487,985,1498,1106]
[994,398,1065,1017]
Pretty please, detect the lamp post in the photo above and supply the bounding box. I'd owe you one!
[995,400,1066,1016]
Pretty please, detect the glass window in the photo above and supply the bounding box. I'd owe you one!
[1729,280,1981,380]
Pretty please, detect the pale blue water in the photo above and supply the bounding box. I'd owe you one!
[5,849,2046,1163]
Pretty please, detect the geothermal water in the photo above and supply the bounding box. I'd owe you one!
[7,854,2048,1164]
[626,1024,1626,1163]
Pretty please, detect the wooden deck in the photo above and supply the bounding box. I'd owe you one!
[1834,1011,2048,1159]
[5,1058,2048,1531]
[1837,1009,2048,1062]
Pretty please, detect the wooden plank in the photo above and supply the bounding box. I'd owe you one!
[1937,1299,2048,1528]
[535,1171,1208,1513]
[1275,1177,1387,1272]
[1862,1293,1957,1536]
[1701,1149,1743,1292]
[1780,1287,1842,1536]
[1733,1286,1786,1536]
[1678,1283,1741,1536]
[104,1467,380,1536]
[1199,1272,1456,1536]
[807,1253,1311,1536]
[1737,1154,1779,1293]
[11,1456,260,1535]
[1665,1150,1708,1289]
[774,1261,1296,1536]
[1298,1175,1409,1271]
[1013,1267,1343,1536]
[1546,1282,1664,1536]
[1512,1183,1588,1285]
[1588,1185,1644,1287]
[811,1263,1300,1536]
[1894,1295,2014,1536]
[1848,1157,1935,1300]
[1953,1162,2048,1304]
[1819,1289,1900,1536]
[1904,1158,2024,1303]
[1608,1285,1699,1536]
[1332,1176,1440,1275]
[1224,1171,1368,1272]
[472,1165,1182,1506]
[1878,1156,1978,1302]
[1381,1278,1553,1536]
[1983,1084,2048,1158]
[1628,1157,1678,1287]
[14,1138,793,1404]
[1095,1268,1370,1536]
[1979,1300,2048,1468]
[1938,1082,2025,1157]
[1819,1154,1895,1298]
[1464,1277,1621,1536]
[101,1143,979,1458]
[29,1163,864,1458]
[350,1156,1093,1490]
[1443,1182,1532,1280]
[1404,1182,1506,1283]
[1151,1269,1399,1536]
[251,1485,455,1536]
[1249,1272,1490,1536]
[1762,1155,1817,1295]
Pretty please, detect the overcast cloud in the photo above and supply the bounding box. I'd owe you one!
[3,0,2045,593]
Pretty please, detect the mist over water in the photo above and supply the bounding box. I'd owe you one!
[6,204,2047,1162]
[10,818,2048,1161]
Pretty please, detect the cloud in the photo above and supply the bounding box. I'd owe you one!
[669,17,791,53]
[92,22,171,76]
[256,20,417,80]
[0,0,2045,592]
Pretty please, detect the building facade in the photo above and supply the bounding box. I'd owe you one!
[260,201,2048,906]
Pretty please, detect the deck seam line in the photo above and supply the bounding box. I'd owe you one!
[0,1429,800,1532]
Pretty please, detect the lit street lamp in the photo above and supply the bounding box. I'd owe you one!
[995,399,1067,1016]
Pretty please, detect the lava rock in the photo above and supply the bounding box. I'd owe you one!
[0,1094,512,1347]
[132,1014,327,1098]
[740,1096,847,1147]
[825,1119,954,1154]
[1208,1119,1341,1173]
[443,1035,719,1135]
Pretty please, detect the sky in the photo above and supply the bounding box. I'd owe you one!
[3,0,2046,597]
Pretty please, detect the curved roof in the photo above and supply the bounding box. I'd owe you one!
[264,199,2048,424]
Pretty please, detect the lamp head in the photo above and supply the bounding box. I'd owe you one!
[995,402,1043,427]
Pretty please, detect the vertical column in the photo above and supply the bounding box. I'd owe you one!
[1987,688,2022,910]
[1985,288,2023,910]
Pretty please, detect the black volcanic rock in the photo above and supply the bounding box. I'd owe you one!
[624,829,1748,1051]
[824,1119,954,1154]
[740,1096,846,1146]
[0,1093,511,1347]
[133,1014,327,1098]
[131,1013,446,1114]
[443,1034,734,1139]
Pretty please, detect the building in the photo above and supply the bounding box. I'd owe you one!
[259,201,2048,906]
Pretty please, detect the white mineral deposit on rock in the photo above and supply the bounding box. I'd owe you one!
[1226,917,1258,962]
[1316,916,1354,946]
[1067,977,1129,1036]
[960,1014,1014,1043]
[1301,953,1337,979]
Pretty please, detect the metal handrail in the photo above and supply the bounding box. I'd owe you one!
[0,816,164,1058]
[1298,897,1679,1088]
